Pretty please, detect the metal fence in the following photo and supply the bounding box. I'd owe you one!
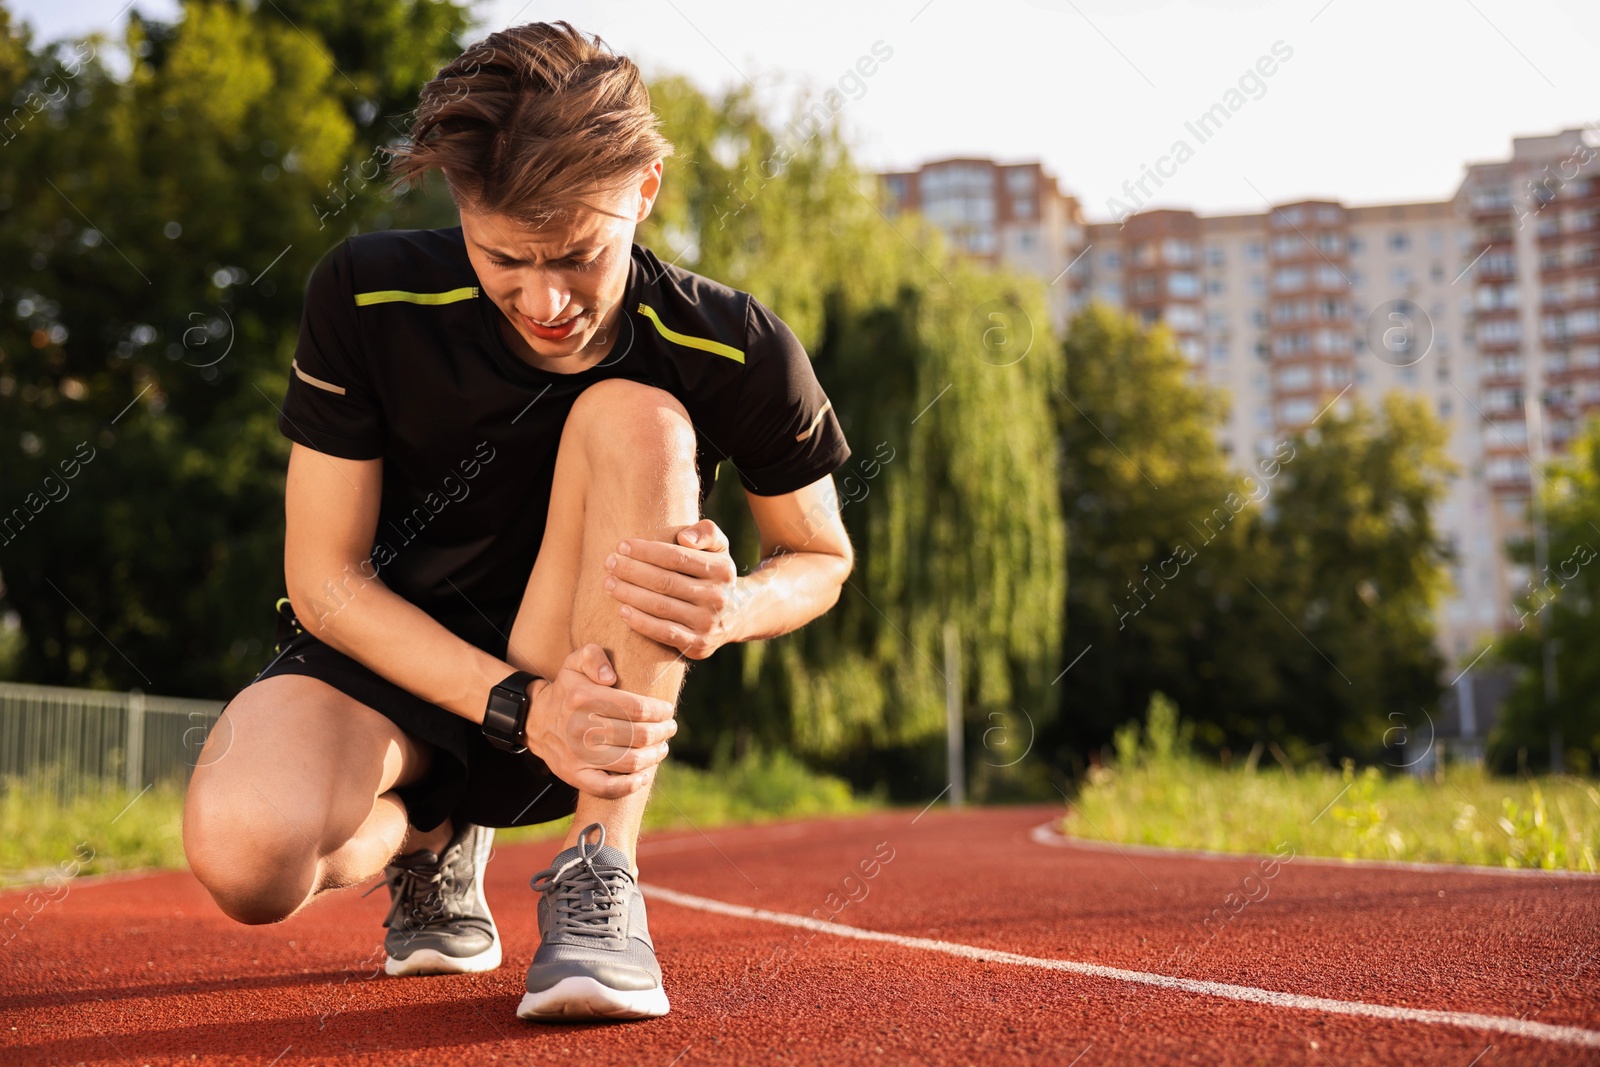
[0,681,226,799]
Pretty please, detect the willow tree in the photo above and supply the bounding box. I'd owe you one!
[641,79,1066,790]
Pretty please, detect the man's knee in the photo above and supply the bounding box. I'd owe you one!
[569,379,696,470]
[183,774,322,925]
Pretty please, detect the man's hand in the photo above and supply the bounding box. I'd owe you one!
[522,644,677,798]
[604,518,740,660]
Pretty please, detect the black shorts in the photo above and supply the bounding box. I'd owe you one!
[246,599,578,833]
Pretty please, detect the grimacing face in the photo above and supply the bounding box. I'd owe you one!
[458,162,662,374]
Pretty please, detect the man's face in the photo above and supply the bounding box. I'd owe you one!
[459,163,660,370]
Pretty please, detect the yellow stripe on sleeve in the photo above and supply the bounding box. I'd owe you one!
[636,303,745,364]
[353,287,480,307]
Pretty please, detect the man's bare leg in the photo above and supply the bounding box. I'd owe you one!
[507,378,701,864]
[184,674,438,924]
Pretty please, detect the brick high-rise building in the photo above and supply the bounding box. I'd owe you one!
[880,129,1600,669]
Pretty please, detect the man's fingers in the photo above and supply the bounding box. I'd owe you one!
[607,579,704,628]
[577,742,669,775]
[574,714,676,751]
[617,607,698,656]
[678,520,728,554]
[572,767,656,800]
[569,643,617,685]
[614,539,733,582]
[576,682,677,723]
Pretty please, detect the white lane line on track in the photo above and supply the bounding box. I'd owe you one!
[1028,822,1600,879]
[644,885,1600,1049]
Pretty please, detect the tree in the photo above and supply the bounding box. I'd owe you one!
[1048,304,1454,763]
[1046,305,1280,761]
[1257,395,1454,755]
[1494,415,1600,773]
[0,0,467,693]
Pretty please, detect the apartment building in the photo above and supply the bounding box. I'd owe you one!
[879,129,1600,666]
[878,158,1086,326]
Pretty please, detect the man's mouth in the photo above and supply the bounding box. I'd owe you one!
[520,309,587,341]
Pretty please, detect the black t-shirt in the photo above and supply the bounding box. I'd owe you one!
[279,227,851,653]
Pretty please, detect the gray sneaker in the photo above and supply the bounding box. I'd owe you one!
[367,822,502,976]
[517,823,669,1020]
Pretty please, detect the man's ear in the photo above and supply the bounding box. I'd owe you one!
[635,159,664,223]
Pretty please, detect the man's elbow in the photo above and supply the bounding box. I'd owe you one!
[285,556,377,637]
[822,540,854,607]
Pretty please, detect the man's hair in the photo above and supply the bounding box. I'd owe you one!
[393,21,673,224]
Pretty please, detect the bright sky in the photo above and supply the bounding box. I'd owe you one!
[14,0,1598,221]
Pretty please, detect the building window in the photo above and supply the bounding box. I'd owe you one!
[1013,197,1034,218]
[1166,304,1202,330]
[1004,168,1034,194]
[1486,455,1529,482]
[1483,386,1522,413]
[1246,241,1264,262]
[1168,272,1200,298]
[1205,245,1225,266]
[1275,365,1313,390]
[1278,398,1317,423]
[1389,232,1410,251]
[1318,265,1349,288]
[1483,353,1524,378]
[1478,319,1522,345]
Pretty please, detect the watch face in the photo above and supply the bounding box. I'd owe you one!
[484,680,529,754]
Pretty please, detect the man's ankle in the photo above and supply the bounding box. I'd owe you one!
[403,817,454,857]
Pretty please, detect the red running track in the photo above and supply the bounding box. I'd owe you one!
[2,805,1598,1065]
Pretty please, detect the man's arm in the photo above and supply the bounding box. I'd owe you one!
[602,472,854,657]
[283,444,518,719]
[283,443,671,796]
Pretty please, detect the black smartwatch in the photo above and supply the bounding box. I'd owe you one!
[483,670,539,754]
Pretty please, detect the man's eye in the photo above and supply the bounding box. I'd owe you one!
[488,257,517,269]
[568,257,600,272]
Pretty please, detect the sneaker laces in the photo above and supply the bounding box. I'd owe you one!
[530,825,632,940]
[363,839,467,931]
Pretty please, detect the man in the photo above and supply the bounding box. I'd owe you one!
[182,20,854,1022]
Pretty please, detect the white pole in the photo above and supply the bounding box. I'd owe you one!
[944,622,964,808]
[125,689,145,794]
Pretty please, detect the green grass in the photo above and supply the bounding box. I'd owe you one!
[1064,695,1600,872]
[0,749,871,885]
[497,747,873,846]
[0,777,191,886]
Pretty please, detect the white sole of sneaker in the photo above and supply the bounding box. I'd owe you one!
[516,977,670,1020]
[385,938,503,976]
